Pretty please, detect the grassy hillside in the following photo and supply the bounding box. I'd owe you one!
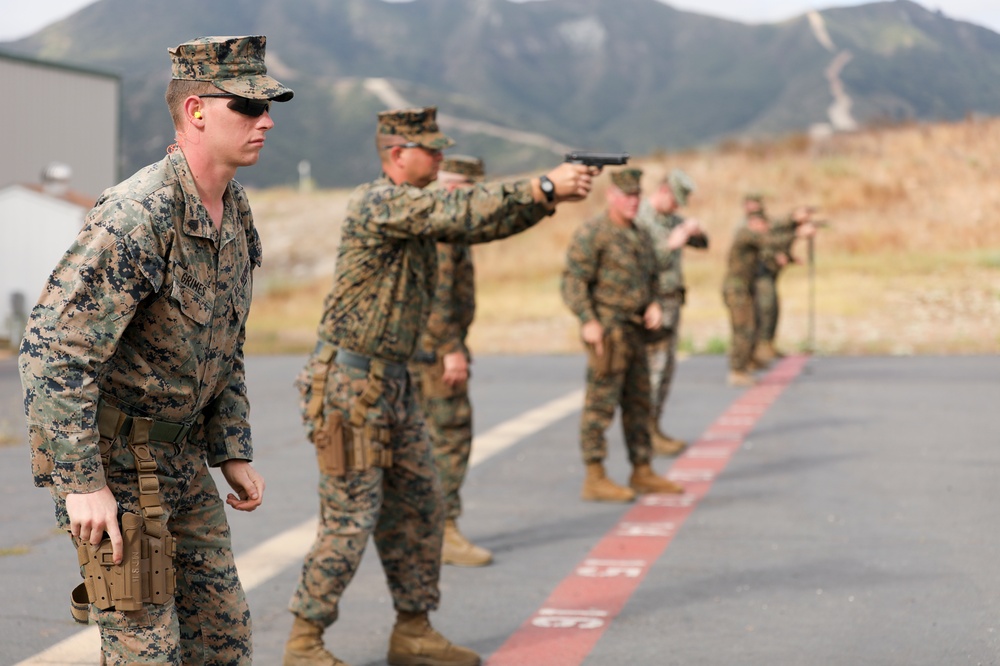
[246,116,1000,357]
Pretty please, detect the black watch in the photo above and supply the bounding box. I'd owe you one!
[539,175,556,203]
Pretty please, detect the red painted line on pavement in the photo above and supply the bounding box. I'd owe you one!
[485,355,809,666]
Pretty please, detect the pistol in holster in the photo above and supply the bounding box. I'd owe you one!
[306,343,393,477]
[72,512,176,621]
[588,326,629,380]
[70,402,179,623]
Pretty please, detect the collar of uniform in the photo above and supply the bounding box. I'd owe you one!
[167,149,238,247]
[600,210,637,231]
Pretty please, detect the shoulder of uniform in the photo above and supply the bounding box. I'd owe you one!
[571,215,603,240]
[350,178,433,212]
[89,170,179,238]
[635,224,656,243]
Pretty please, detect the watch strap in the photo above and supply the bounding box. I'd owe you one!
[539,175,556,203]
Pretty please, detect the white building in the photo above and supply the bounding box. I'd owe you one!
[0,176,91,347]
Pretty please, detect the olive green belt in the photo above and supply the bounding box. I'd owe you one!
[97,399,193,444]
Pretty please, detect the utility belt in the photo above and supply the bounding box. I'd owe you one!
[411,349,436,364]
[70,399,184,623]
[661,288,686,306]
[305,343,396,477]
[334,347,408,379]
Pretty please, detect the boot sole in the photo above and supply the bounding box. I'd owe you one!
[630,485,684,495]
[580,492,635,502]
[387,653,481,666]
[442,557,493,567]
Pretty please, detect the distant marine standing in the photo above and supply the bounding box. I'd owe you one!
[634,168,708,456]
[754,205,818,364]
[409,154,493,568]
[562,167,685,503]
[723,200,772,387]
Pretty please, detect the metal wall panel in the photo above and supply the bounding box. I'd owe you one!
[0,55,119,198]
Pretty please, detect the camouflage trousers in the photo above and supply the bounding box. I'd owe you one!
[54,433,251,665]
[646,297,683,423]
[723,286,756,371]
[409,355,473,522]
[580,325,653,466]
[289,360,444,627]
[754,273,779,343]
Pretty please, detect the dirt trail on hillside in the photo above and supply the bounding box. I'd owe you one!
[808,11,858,131]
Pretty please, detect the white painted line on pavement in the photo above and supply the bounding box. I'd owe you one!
[469,389,584,467]
[17,389,583,665]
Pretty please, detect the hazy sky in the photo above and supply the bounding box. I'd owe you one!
[1,0,998,42]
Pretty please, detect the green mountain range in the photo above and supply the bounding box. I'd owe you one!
[5,0,1000,188]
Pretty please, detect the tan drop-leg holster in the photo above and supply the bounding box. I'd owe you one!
[70,403,178,623]
[588,326,629,380]
[306,343,393,477]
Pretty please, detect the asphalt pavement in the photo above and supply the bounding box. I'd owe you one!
[1,353,998,665]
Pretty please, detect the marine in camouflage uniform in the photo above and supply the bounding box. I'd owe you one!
[284,107,594,666]
[634,169,708,456]
[17,36,292,665]
[562,168,684,503]
[408,155,492,568]
[723,204,771,387]
[754,206,817,363]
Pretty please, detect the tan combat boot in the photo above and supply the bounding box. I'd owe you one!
[753,341,775,365]
[581,462,636,502]
[630,464,684,495]
[727,370,756,387]
[283,616,350,666]
[650,422,687,456]
[442,519,493,567]
[387,611,480,666]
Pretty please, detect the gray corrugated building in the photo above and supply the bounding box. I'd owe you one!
[0,51,119,198]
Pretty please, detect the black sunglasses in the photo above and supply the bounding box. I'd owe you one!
[381,141,441,155]
[199,93,271,118]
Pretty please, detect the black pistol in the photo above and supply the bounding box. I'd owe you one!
[565,151,631,169]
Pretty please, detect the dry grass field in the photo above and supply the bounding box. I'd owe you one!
[247,117,1000,357]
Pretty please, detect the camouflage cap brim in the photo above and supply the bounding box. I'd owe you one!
[441,154,485,181]
[610,167,643,195]
[405,131,455,150]
[213,75,294,102]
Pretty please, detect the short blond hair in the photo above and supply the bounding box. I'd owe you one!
[165,79,222,128]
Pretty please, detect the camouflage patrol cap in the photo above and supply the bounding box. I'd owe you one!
[377,106,455,150]
[441,155,485,182]
[667,169,696,206]
[744,192,765,204]
[169,36,293,102]
[610,168,643,195]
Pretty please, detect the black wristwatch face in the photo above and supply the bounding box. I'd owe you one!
[540,175,555,202]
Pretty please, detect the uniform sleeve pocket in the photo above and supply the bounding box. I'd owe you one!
[170,279,213,326]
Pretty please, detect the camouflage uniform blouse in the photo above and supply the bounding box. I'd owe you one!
[317,176,547,363]
[760,217,798,277]
[724,226,767,292]
[417,243,475,358]
[561,213,660,326]
[19,149,261,494]
[633,199,708,297]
